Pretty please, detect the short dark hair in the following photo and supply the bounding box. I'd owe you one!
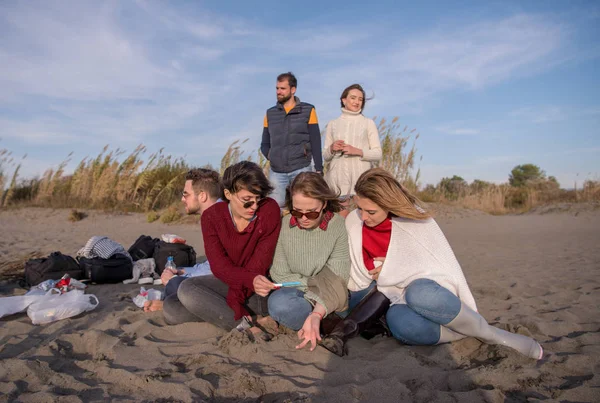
[277,72,297,88]
[340,83,371,111]
[185,168,221,200]
[286,172,342,213]
[222,161,273,200]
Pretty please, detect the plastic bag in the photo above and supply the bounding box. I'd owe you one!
[161,234,186,244]
[27,289,99,325]
[132,287,163,308]
[0,293,49,318]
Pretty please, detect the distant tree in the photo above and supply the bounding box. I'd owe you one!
[470,179,492,193]
[509,164,546,187]
[438,175,467,200]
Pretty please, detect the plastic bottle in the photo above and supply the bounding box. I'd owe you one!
[165,256,177,273]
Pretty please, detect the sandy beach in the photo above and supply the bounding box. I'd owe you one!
[1,205,599,402]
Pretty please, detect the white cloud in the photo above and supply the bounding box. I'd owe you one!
[0,1,595,185]
[435,126,481,136]
[510,106,567,123]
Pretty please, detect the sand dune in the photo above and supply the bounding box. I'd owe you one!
[1,206,599,402]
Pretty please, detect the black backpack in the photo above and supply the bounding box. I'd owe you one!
[128,235,160,261]
[153,241,196,275]
[78,254,133,284]
[25,252,84,287]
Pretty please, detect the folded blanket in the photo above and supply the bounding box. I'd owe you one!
[77,236,132,261]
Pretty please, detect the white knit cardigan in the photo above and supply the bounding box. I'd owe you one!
[323,108,382,196]
[346,209,478,311]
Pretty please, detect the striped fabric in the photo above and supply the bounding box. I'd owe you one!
[77,236,132,261]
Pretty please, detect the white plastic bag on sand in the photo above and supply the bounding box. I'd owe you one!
[161,234,186,244]
[0,293,48,318]
[132,287,163,308]
[27,289,99,325]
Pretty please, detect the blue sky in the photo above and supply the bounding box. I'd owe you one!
[1,0,599,187]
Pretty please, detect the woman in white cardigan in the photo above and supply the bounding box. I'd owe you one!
[321,168,543,360]
[322,84,382,216]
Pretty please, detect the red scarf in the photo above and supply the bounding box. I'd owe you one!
[362,217,392,271]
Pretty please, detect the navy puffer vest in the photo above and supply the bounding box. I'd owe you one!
[266,98,314,173]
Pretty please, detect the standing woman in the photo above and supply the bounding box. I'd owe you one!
[163,161,281,338]
[323,84,382,216]
[321,168,543,360]
[264,172,350,351]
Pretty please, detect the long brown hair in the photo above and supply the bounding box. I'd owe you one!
[354,168,430,220]
[286,172,342,213]
[340,83,371,111]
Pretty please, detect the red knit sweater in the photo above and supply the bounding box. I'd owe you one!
[201,197,281,319]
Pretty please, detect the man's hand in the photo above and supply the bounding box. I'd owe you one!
[330,140,345,152]
[253,275,275,297]
[160,268,177,286]
[296,312,322,351]
[371,257,385,281]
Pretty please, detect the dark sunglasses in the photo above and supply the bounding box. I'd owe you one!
[236,194,264,209]
[290,209,322,220]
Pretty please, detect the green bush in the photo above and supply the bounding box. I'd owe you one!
[146,211,160,223]
[160,206,181,223]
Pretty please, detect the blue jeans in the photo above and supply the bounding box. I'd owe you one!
[337,281,377,318]
[386,279,462,345]
[269,164,314,207]
[268,287,312,330]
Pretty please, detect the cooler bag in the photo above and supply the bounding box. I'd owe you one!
[127,235,160,261]
[25,252,83,287]
[78,254,133,284]
[153,241,196,275]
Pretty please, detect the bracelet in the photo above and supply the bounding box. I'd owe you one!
[310,312,323,320]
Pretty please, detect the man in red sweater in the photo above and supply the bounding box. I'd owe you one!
[163,162,281,334]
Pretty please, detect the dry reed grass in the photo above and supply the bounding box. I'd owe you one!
[2,131,598,216]
[420,180,600,215]
[375,117,420,191]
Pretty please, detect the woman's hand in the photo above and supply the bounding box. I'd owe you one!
[253,275,276,297]
[371,257,385,281]
[296,312,322,351]
[330,140,345,152]
[341,144,363,157]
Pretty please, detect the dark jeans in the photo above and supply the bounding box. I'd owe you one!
[163,275,268,331]
[165,275,186,298]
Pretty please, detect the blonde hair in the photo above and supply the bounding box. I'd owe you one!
[355,168,430,220]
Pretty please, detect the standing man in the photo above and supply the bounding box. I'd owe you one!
[261,72,323,207]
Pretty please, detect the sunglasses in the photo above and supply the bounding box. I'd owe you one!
[290,209,323,220]
[236,194,263,209]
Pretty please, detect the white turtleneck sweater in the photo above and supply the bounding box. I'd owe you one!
[323,108,382,196]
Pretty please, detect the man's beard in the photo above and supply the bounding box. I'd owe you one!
[277,93,292,104]
[185,200,201,215]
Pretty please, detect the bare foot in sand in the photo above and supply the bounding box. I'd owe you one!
[143,300,163,312]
